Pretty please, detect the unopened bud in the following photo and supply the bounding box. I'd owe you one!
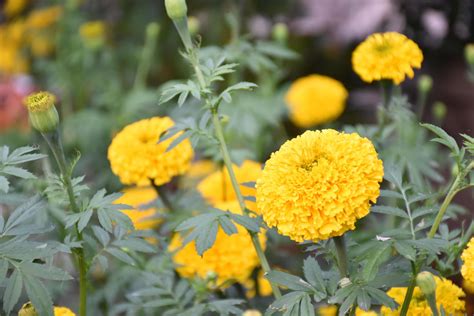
[416,271,437,296]
[187,16,200,35]
[418,75,433,93]
[242,310,262,316]
[23,91,59,133]
[165,0,187,20]
[18,302,39,316]
[272,22,288,44]
[432,101,447,121]
[146,22,160,38]
[465,44,474,66]
[220,114,230,125]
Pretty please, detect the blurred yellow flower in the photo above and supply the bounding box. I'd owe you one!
[381,277,465,316]
[256,129,383,242]
[242,310,262,316]
[0,21,29,74]
[54,307,76,316]
[169,201,266,286]
[29,34,55,57]
[79,20,106,48]
[114,187,161,230]
[285,75,347,128]
[18,303,75,316]
[244,270,273,298]
[107,116,194,186]
[461,237,474,283]
[317,305,376,316]
[352,32,423,84]
[197,160,261,213]
[26,6,62,29]
[3,0,29,17]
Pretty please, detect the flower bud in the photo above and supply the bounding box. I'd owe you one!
[146,22,160,39]
[18,302,39,316]
[418,74,433,94]
[432,101,447,121]
[187,16,200,35]
[165,0,187,20]
[272,22,288,44]
[242,310,262,316]
[416,271,437,297]
[23,91,59,133]
[465,44,474,66]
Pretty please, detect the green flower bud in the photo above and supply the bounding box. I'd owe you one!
[418,74,433,93]
[432,101,447,121]
[146,22,160,38]
[18,302,39,316]
[272,22,288,44]
[187,16,200,35]
[23,91,59,133]
[465,44,474,66]
[165,0,187,20]
[416,271,437,296]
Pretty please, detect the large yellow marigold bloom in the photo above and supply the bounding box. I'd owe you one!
[114,187,161,230]
[197,160,261,212]
[461,237,474,283]
[108,116,193,186]
[54,307,76,316]
[168,201,266,286]
[256,129,383,242]
[352,32,423,84]
[285,75,348,128]
[381,277,465,316]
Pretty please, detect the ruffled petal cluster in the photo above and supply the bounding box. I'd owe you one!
[197,160,262,213]
[381,277,465,316]
[107,116,193,186]
[352,32,423,84]
[461,237,474,283]
[54,307,76,316]
[168,201,266,286]
[256,129,383,242]
[114,187,161,230]
[285,75,347,128]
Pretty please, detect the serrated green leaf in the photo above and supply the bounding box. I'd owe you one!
[20,262,72,281]
[303,257,326,298]
[23,274,54,316]
[266,270,314,292]
[229,213,260,232]
[106,247,135,265]
[371,205,409,218]
[77,209,93,232]
[1,166,35,179]
[3,269,23,314]
[362,242,391,282]
[195,219,218,256]
[218,216,238,235]
[394,241,416,261]
[0,176,9,193]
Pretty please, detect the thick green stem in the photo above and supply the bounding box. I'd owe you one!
[211,110,282,298]
[334,236,348,277]
[426,294,439,316]
[133,23,159,90]
[428,161,473,238]
[400,262,418,316]
[42,131,87,316]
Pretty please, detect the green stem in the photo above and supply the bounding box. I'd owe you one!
[133,23,160,90]
[334,236,348,277]
[400,262,418,316]
[211,109,282,298]
[426,294,439,316]
[42,131,87,316]
[428,161,474,238]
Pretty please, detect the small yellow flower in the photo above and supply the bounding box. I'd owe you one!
[107,116,194,186]
[26,6,62,29]
[352,32,423,84]
[23,91,59,133]
[53,307,76,316]
[256,129,383,242]
[23,91,56,112]
[197,160,261,213]
[461,237,474,283]
[0,21,29,74]
[169,201,266,286]
[317,305,377,316]
[79,21,106,48]
[3,0,29,17]
[29,34,55,57]
[381,277,465,316]
[114,187,161,230]
[285,75,348,128]
[242,310,262,316]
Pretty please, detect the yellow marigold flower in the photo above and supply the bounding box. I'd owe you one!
[23,91,59,133]
[23,91,56,112]
[256,129,383,242]
[79,20,106,48]
[168,201,266,286]
[0,22,29,74]
[317,305,376,316]
[462,279,474,294]
[29,34,55,57]
[114,187,161,230]
[26,6,62,29]
[3,0,29,17]
[242,310,262,316]
[352,32,423,85]
[285,75,348,128]
[197,160,261,213]
[355,309,377,316]
[53,307,76,316]
[107,116,193,186]
[186,159,217,179]
[381,277,465,316]
[461,237,474,283]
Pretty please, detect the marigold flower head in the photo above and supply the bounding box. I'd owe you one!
[197,160,261,213]
[26,6,62,29]
[462,279,474,294]
[461,237,474,283]
[381,277,465,316]
[352,32,423,84]
[256,129,383,242]
[317,305,376,316]
[285,75,347,128]
[53,307,76,316]
[23,91,59,133]
[23,91,55,112]
[3,0,29,17]
[18,303,75,316]
[168,201,266,286]
[107,116,193,186]
[114,187,161,230]
[242,310,262,316]
[79,21,106,49]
